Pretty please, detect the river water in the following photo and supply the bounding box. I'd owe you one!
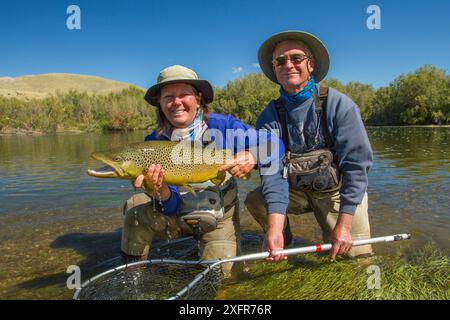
[0,127,449,299]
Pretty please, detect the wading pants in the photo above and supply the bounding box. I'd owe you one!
[245,186,373,257]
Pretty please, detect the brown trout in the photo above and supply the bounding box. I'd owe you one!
[87,140,236,192]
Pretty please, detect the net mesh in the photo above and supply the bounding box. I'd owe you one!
[76,261,223,300]
[75,236,225,300]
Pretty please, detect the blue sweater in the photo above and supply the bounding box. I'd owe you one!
[256,84,373,215]
[145,113,282,216]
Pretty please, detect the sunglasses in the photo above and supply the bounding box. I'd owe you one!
[272,53,309,67]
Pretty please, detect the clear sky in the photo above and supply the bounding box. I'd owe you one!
[1,0,449,89]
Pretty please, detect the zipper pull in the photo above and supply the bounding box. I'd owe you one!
[283,164,288,179]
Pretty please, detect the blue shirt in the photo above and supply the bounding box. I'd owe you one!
[145,113,283,216]
[256,84,373,215]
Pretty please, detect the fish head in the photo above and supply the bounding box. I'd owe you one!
[87,149,143,180]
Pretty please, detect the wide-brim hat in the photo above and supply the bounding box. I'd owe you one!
[144,65,214,106]
[258,30,330,84]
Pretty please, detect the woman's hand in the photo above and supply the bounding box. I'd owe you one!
[219,150,256,178]
[133,164,171,201]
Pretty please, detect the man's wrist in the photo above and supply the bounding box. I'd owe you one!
[267,213,286,232]
[337,212,353,228]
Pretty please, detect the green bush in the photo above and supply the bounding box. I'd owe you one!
[0,86,156,133]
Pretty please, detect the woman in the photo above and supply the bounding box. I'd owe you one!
[121,65,265,276]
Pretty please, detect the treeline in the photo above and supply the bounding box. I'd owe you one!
[212,65,449,126]
[0,65,448,133]
[365,65,449,125]
[0,86,155,133]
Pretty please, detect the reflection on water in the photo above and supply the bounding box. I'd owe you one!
[0,127,449,299]
[366,127,449,248]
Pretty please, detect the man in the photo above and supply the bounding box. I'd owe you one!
[245,31,374,262]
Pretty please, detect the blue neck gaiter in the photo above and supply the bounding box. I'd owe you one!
[279,76,316,106]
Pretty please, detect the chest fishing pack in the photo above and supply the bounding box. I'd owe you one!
[176,175,238,235]
[275,86,341,192]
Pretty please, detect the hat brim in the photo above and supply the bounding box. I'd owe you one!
[144,79,214,106]
[258,30,330,84]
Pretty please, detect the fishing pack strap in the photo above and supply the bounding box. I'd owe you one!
[274,96,290,153]
[315,86,333,151]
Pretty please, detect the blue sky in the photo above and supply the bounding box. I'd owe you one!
[1,0,449,89]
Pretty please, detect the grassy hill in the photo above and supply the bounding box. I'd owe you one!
[0,73,140,99]
[0,74,152,134]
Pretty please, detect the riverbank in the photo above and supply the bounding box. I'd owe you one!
[0,128,46,136]
[2,125,449,136]
[366,125,450,128]
[0,127,133,136]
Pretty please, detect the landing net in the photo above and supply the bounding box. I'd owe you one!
[74,236,224,300]
[75,260,223,300]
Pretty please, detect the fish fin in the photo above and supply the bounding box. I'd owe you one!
[211,171,226,186]
[183,185,197,197]
[241,172,251,180]
[143,179,155,194]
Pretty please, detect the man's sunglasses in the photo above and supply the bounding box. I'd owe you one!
[272,53,309,67]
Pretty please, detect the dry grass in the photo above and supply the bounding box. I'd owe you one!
[0,73,140,99]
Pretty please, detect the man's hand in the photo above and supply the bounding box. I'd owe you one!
[263,213,287,263]
[133,164,171,201]
[219,150,256,178]
[329,213,353,260]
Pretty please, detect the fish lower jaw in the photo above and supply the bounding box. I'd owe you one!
[87,169,117,178]
[87,165,123,178]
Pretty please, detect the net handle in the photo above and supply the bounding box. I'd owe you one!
[216,233,411,264]
[170,233,411,299]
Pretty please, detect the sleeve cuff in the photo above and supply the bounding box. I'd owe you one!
[156,187,179,216]
[339,203,357,215]
[266,202,288,215]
